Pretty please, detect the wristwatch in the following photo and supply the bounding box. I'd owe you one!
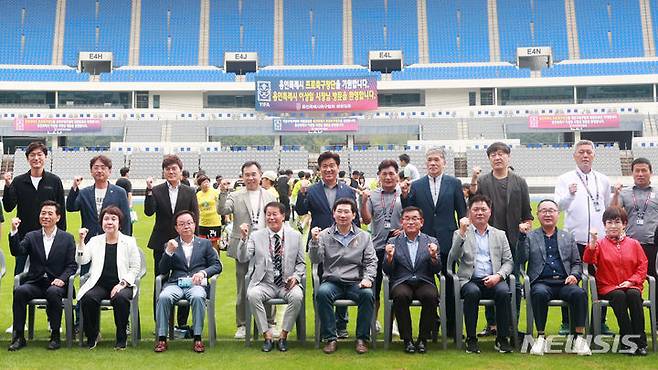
[119,280,127,287]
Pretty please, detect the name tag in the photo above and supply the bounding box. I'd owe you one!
[637,219,644,225]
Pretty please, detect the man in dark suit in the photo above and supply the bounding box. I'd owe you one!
[145,154,199,326]
[154,211,221,353]
[66,154,132,240]
[517,199,590,356]
[295,151,359,338]
[383,206,441,353]
[401,146,466,337]
[8,200,76,351]
[3,141,66,276]
[470,142,532,337]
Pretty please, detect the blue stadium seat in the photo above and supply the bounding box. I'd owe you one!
[140,0,200,65]
[426,0,489,62]
[63,0,132,66]
[208,0,274,66]
[284,0,343,65]
[0,0,57,64]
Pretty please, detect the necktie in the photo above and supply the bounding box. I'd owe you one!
[273,234,284,287]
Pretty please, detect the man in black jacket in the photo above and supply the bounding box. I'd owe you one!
[470,142,532,337]
[3,141,65,276]
[8,200,76,351]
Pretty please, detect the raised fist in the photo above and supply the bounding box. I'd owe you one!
[146,176,154,190]
[459,217,471,234]
[310,226,322,242]
[166,239,179,254]
[73,176,83,189]
[428,242,438,258]
[300,179,311,193]
[568,183,578,195]
[11,217,21,232]
[471,166,481,178]
[239,223,250,239]
[3,171,12,185]
[385,243,395,258]
[613,183,623,195]
[399,179,410,196]
[78,227,89,241]
[519,222,532,234]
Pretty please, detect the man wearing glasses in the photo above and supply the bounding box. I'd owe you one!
[517,199,590,356]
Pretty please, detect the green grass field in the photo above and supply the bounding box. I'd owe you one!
[0,202,655,369]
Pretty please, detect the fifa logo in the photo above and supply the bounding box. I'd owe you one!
[257,81,271,102]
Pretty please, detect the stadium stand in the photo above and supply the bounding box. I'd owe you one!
[420,121,461,140]
[283,0,343,65]
[426,0,489,62]
[140,0,200,65]
[174,151,201,174]
[50,148,125,181]
[63,0,132,66]
[208,0,274,66]
[0,68,89,81]
[126,151,164,179]
[392,64,530,80]
[468,120,505,139]
[279,146,310,170]
[0,0,57,65]
[575,0,644,58]
[542,61,658,77]
[101,68,235,82]
[497,0,569,62]
[169,122,208,143]
[125,121,164,142]
[352,0,419,66]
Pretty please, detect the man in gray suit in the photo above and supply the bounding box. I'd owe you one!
[449,194,513,354]
[154,211,222,353]
[217,161,277,339]
[518,199,590,356]
[238,202,305,352]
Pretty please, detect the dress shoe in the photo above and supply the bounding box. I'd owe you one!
[48,335,61,350]
[634,347,648,356]
[277,338,288,352]
[8,337,26,351]
[193,340,205,353]
[262,339,274,352]
[322,340,337,354]
[355,339,368,354]
[465,337,480,354]
[114,338,127,351]
[403,340,416,353]
[154,340,168,353]
[415,339,427,354]
[337,329,349,339]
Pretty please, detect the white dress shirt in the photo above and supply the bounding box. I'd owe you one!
[429,174,443,205]
[43,228,57,260]
[167,181,180,214]
[554,168,611,244]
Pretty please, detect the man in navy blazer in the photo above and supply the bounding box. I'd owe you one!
[66,155,132,242]
[154,211,222,353]
[8,201,77,351]
[295,151,358,337]
[383,206,441,353]
[400,146,466,337]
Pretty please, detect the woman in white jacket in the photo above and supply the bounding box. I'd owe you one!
[76,206,141,350]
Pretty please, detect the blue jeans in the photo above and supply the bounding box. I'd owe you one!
[316,281,374,341]
[156,284,207,337]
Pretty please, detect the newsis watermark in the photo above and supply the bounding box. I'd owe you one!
[520,334,640,354]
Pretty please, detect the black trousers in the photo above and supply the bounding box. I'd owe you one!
[13,279,66,337]
[80,285,133,342]
[153,249,189,326]
[461,278,510,339]
[601,288,647,349]
[391,281,438,341]
[531,279,588,332]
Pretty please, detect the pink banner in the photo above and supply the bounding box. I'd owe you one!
[273,118,359,133]
[13,118,102,133]
[528,113,621,129]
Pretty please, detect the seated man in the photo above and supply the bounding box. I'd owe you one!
[8,200,77,351]
[449,194,514,354]
[383,206,441,354]
[154,211,222,353]
[518,199,591,356]
[309,198,377,354]
[238,202,305,352]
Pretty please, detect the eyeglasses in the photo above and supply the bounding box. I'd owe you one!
[402,217,422,222]
[538,209,558,215]
[176,221,195,227]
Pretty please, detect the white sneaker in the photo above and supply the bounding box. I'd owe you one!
[573,336,592,356]
[375,320,381,333]
[392,321,400,337]
[530,336,546,356]
[234,326,246,339]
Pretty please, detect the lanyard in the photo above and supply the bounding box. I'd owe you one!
[379,189,398,221]
[268,230,285,257]
[575,171,599,203]
[250,189,263,224]
[631,188,651,218]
